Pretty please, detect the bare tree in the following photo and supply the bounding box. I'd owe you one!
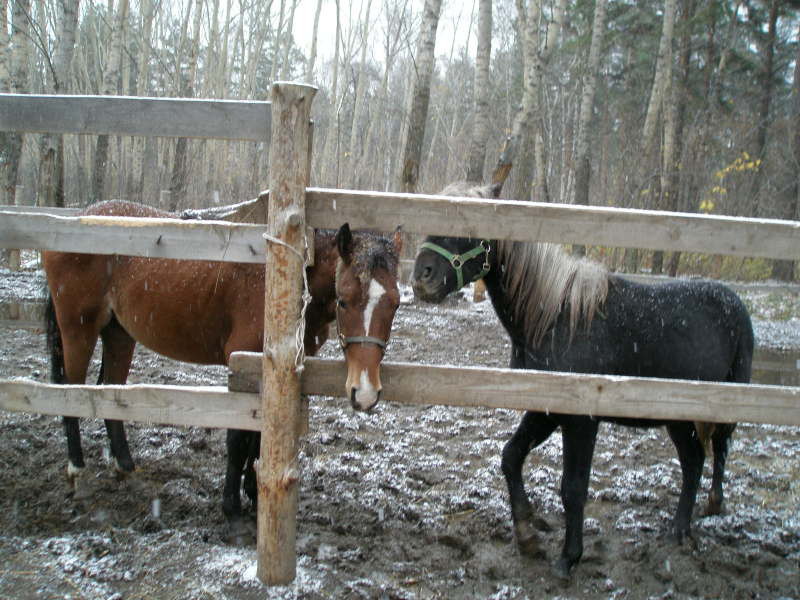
[39,0,81,209]
[91,0,129,202]
[465,0,492,183]
[345,0,374,188]
[571,0,607,256]
[2,0,32,205]
[305,0,324,82]
[169,0,202,210]
[771,17,800,281]
[398,0,442,193]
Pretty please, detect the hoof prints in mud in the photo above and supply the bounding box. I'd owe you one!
[0,281,799,599]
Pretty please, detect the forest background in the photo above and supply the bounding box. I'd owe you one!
[0,0,798,281]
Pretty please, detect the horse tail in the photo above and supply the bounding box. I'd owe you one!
[694,306,753,451]
[45,293,66,384]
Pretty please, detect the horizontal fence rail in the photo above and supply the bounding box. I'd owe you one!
[0,210,268,263]
[306,188,800,260]
[2,354,798,428]
[0,379,262,430]
[228,353,800,427]
[0,94,271,141]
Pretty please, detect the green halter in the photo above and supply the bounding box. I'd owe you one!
[419,239,492,290]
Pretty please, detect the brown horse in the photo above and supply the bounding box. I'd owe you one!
[43,200,402,531]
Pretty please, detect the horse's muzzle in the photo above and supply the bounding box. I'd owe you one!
[350,386,381,412]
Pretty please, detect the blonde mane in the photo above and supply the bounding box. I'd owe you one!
[439,182,609,347]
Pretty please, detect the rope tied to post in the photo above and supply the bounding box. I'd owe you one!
[262,230,312,374]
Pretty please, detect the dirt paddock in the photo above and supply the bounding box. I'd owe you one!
[1,269,798,599]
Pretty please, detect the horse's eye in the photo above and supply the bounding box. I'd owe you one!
[337,299,347,309]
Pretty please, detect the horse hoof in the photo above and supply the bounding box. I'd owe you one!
[553,558,573,581]
[516,533,546,559]
[704,499,723,517]
[114,456,136,474]
[224,518,257,546]
[66,462,85,493]
[515,520,546,559]
[672,527,693,546]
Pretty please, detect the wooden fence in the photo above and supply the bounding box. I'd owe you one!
[1,87,800,586]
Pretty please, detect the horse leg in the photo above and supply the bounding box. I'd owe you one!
[666,421,705,543]
[56,319,102,489]
[243,431,260,507]
[501,411,558,559]
[706,423,736,516]
[555,417,599,579]
[223,429,257,542]
[63,417,85,484]
[99,317,136,475]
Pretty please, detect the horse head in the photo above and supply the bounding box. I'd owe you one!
[412,182,499,304]
[334,223,402,411]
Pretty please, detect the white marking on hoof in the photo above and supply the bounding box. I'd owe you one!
[66,461,84,490]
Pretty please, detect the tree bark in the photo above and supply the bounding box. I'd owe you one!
[346,0,373,188]
[305,0,323,82]
[770,18,800,281]
[750,0,777,219]
[572,0,608,256]
[398,0,443,193]
[465,0,492,183]
[92,0,129,203]
[38,0,80,209]
[3,0,31,205]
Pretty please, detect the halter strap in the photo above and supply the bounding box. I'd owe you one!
[335,300,388,352]
[419,239,491,290]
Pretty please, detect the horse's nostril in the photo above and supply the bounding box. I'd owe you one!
[422,266,432,281]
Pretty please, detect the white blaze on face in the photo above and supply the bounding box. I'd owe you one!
[350,278,386,411]
[363,278,386,337]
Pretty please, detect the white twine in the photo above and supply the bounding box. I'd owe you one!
[262,231,313,373]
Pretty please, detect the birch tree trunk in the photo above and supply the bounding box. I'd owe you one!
[571,0,607,256]
[398,0,443,193]
[641,0,676,154]
[750,0,777,220]
[169,0,202,210]
[39,0,80,208]
[770,17,799,281]
[346,0,373,188]
[624,0,675,273]
[138,0,159,203]
[3,0,31,205]
[654,0,694,275]
[465,0,492,183]
[321,0,342,185]
[305,0,323,82]
[355,0,409,190]
[92,0,129,202]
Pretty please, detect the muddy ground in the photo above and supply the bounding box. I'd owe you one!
[0,268,798,599]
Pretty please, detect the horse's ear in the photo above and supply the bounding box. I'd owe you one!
[392,225,403,256]
[336,223,354,261]
[489,182,503,198]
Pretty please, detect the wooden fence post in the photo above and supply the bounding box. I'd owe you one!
[257,81,316,585]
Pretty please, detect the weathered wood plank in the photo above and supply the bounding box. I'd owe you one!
[0,94,270,141]
[227,353,800,426]
[0,211,267,263]
[306,188,800,260]
[0,205,80,215]
[258,82,316,585]
[0,379,262,430]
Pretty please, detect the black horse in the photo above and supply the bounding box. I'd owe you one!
[412,182,754,578]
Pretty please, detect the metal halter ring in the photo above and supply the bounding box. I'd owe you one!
[419,239,492,290]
